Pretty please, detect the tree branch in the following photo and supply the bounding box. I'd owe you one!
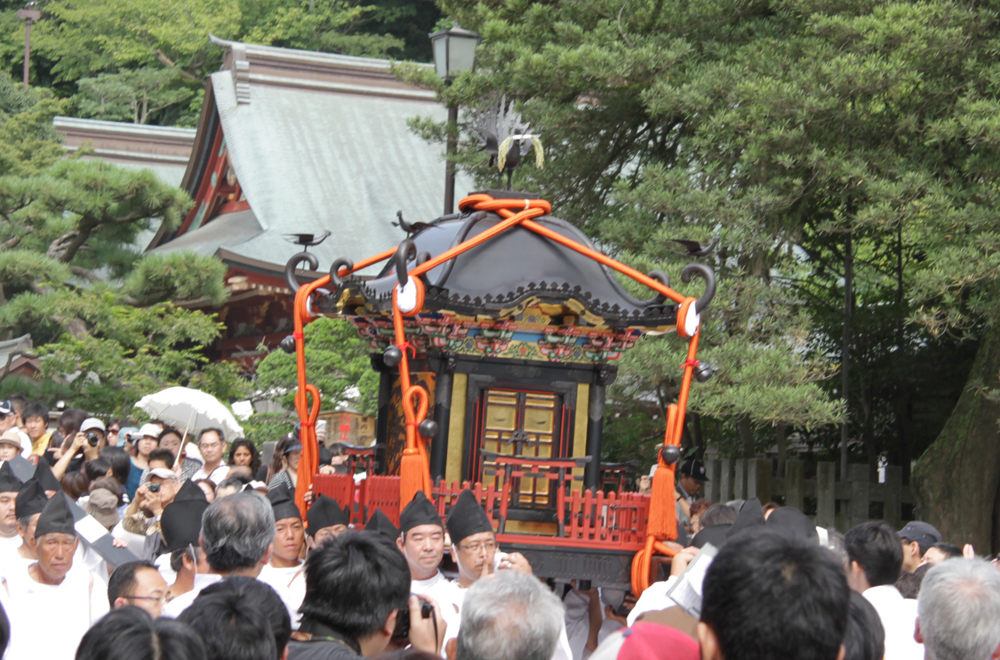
[155,49,199,82]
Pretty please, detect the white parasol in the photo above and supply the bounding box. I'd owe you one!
[134,387,245,441]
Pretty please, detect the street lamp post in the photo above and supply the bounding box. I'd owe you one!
[429,24,480,215]
[17,3,41,89]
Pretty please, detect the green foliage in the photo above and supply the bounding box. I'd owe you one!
[25,289,246,415]
[76,66,195,125]
[0,73,239,416]
[256,316,378,417]
[122,252,229,306]
[426,0,1000,466]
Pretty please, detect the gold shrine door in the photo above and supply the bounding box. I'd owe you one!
[473,388,567,510]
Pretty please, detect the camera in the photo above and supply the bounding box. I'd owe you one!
[392,595,433,638]
[85,432,100,447]
[147,483,161,493]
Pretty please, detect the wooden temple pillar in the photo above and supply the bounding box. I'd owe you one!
[373,354,391,472]
[584,365,617,490]
[429,353,457,482]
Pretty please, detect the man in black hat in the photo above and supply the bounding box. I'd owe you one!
[442,490,573,660]
[259,485,307,627]
[11,478,47,567]
[160,478,210,604]
[306,494,349,550]
[0,462,23,561]
[2,493,109,660]
[398,491,462,637]
[162,490,276,618]
[365,508,400,539]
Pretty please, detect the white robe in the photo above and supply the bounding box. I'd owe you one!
[258,562,307,629]
[3,563,109,660]
[161,572,222,618]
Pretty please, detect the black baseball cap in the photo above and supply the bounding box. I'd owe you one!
[0,400,12,417]
[899,521,942,554]
[679,458,709,483]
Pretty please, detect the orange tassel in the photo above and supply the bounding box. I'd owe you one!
[646,404,680,541]
[400,447,430,506]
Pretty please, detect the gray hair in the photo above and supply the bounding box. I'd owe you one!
[456,571,563,660]
[918,558,1000,660]
[200,491,275,573]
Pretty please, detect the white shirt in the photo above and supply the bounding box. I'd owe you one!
[162,572,223,618]
[191,464,230,485]
[258,562,306,629]
[627,576,680,626]
[3,563,109,660]
[412,570,463,648]
[863,585,923,660]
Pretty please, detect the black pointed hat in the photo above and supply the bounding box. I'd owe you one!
[162,497,210,551]
[35,492,75,538]
[726,498,766,539]
[445,489,493,544]
[267,484,301,521]
[400,491,442,533]
[0,461,22,494]
[364,508,399,539]
[174,479,208,503]
[16,478,47,519]
[766,506,818,543]
[33,459,61,494]
[307,494,348,534]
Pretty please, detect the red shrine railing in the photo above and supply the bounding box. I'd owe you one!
[312,472,651,552]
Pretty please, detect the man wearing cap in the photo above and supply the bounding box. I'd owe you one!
[191,428,230,485]
[2,493,109,660]
[898,521,942,573]
[398,492,463,639]
[306,494,349,549]
[122,467,181,554]
[0,429,22,466]
[259,485,308,627]
[675,458,708,543]
[0,410,29,460]
[0,462,23,562]
[159,478,210,601]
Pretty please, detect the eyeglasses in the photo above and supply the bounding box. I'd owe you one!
[126,593,172,605]
[107,428,120,434]
[457,541,497,554]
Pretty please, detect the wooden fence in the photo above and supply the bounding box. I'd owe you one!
[701,459,917,532]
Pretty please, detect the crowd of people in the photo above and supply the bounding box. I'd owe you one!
[0,398,994,660]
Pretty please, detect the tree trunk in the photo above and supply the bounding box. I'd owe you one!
[738,415,754,458]
[913,330,1000,553]
[776,422,787,477]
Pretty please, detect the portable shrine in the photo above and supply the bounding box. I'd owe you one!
[284,106,717,594]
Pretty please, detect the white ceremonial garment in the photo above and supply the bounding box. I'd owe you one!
[161,572,222,618]
[258,562,307,628]
[626,576,680,626]
[863,584,923,660]
[564,588,592,660]
[0,533,22,570]
[411,570,463,646]
[3,563,110,660]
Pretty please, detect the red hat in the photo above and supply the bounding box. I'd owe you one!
[589,623,700,660]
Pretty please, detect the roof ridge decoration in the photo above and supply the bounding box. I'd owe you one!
[231,42,251,104]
